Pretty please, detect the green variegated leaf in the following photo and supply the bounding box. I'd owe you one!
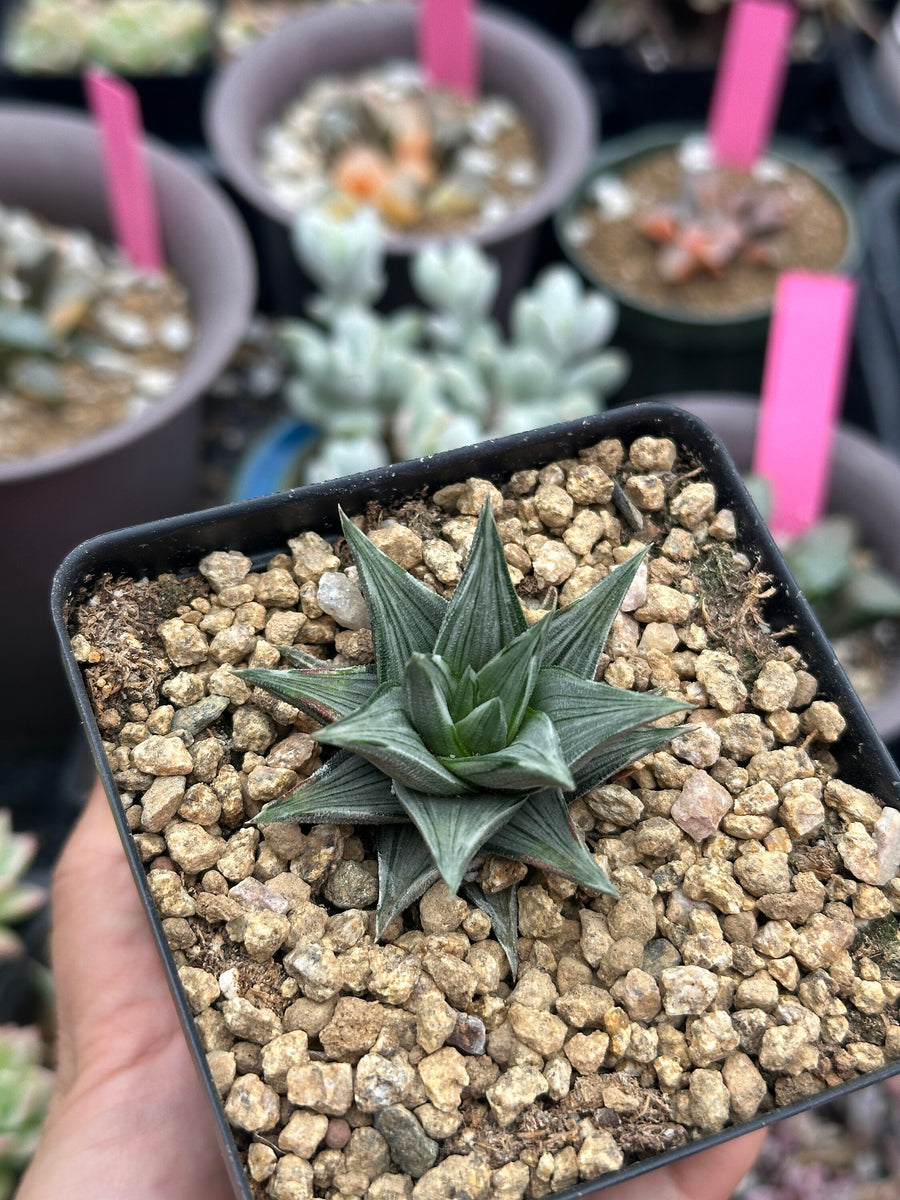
[454,696,509,756]
[487,789,616,895]
[237,665,376,723]
[440,709,574,792]
[532,666,688,769]
[318,683,467,795]
[376,825,440,939]
[571,726,682,798]
[474,610,551,738]
[341,510,447,685]
[546,549,647,680]
[463,883,519,976]
[394,783,526,896]
[434,504,526,673]
[402,655,463,758]
[253,750,404,824]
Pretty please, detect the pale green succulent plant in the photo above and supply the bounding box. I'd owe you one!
[0,1024,52,1199]
[3,0,213,75]
[0,813,45,963]
[239,504,686,969]
[280,208,629,485]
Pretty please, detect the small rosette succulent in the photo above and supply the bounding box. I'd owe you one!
[0,1024,52,1199]
[240,504,686,968]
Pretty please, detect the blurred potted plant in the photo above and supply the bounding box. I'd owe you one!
[235,207,628,496]
[0,105,255,749]
[205,1,595,313]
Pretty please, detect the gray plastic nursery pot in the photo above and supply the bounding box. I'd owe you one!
[664,394,900,750]
[555,126,862,353]
[52,405,900,1200]
[0,104,256,747]
[205,1,596,315]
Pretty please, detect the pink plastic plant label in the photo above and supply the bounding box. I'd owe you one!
[753,271,858,538]
[84,68,163,271]
[708,0,796,170]
[419,0,477,97]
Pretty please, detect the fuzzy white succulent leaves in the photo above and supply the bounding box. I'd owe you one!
[240,505,685,967]
[280,208,629,484]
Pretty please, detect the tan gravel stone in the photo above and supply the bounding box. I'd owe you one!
[287,1061,353,1115]
[696,651,747,715]
[278,1111,329,1158]
[261,1031,310,1092]
[165,823,226,873]
[147,869,195,918]
[688,1068,730,1132]
[412,1154,490,1200]
[660,967,719,1016]
[268,1155,314,1200]
[574,1130,623,1182]
[485,1065,548,1127]
[722,1052,767,1120]
[224,1073,279,1133]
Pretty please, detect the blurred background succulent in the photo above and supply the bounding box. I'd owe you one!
[0,1024,52,1200]
[278,207,628,484]
[574,0,880,65]
[3,0,214,75]
[0,813,46,966]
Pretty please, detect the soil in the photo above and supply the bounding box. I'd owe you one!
[71,433,900,1200]
[571,148,849,319]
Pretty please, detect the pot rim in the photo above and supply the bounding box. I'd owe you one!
[0,103,256,486]
[50,403,900,1200]
[554,122,863,330]
[204,0,596,254]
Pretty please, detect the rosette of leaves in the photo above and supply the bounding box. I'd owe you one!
[239,504,686,968]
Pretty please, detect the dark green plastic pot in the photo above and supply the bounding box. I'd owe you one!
[555,125,862,353]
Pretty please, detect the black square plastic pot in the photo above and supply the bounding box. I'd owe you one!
[51,404,900,1200]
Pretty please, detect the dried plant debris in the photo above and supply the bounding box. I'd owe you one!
[75,434,900,1199]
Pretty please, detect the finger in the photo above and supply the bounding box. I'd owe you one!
[598,1129,766,1200]
[51,780,180,1091]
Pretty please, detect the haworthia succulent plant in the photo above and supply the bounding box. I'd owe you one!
[240,505,687,968]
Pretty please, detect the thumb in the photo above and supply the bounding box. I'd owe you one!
[51,780,181,1092]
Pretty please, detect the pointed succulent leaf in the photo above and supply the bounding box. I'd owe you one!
[474,604,551,738]
[449,665,479,723]
[394,783,527,897]
[532,666,687,769]
[253,750,403,825]
[440,709,574,793]
[237,665,376,723]
[317,684,467,795]
[571,726,684,798]
[546,549,647,679]
[376,825,440,939]
[487,790,616,895]
[434,504,527,673]
[453,696,509,757]
[816,565,900,638]
[402,655,464,758]
[341,510,447,685]
[463,883,519,976]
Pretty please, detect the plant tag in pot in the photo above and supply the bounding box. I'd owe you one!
[753,271,857,537]
[84,67,164,271]
[708,0,795,169]
[419,0,478,98]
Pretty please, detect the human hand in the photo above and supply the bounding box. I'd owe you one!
[18,781,763,1200]
[16,781,234,1200]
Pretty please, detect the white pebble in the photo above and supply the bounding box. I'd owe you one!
[563,215,593,248]
[481,195,511,224]
[458,146,498,178]
[158,315,193,353]
[678,134,714,174]
[590,173,635,220]
[506,157,538,188]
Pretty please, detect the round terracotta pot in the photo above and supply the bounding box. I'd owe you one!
[205,1,596,313]
[663,394,900,748]
[555,125,862,352]
[0,104,256,747]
